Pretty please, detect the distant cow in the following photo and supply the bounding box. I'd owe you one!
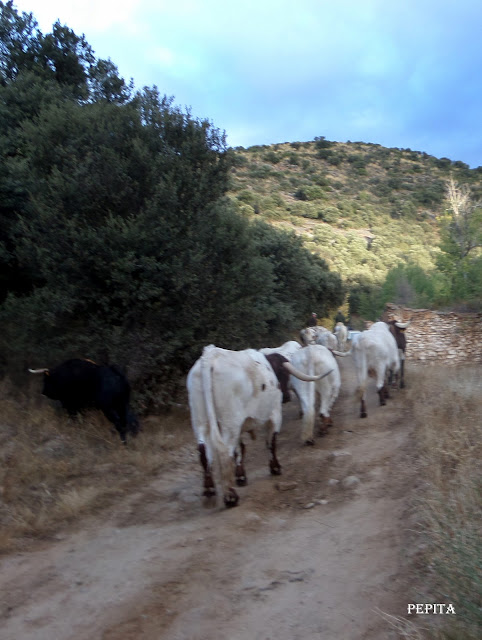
[334,322,348,351]
[290,344,340,445]
[334,322,400,418]
[187,345,330,507]
[300,326,337,350]
[386,319,410,388]
[29,358,139,444]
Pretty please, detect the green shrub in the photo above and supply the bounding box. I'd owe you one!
[294,185,326,201]
[248,164,276,179]
[263,150,281,164]
[236,190,258,205]
[318,206,340,223]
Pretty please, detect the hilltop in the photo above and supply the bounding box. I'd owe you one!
[228,138,482,318]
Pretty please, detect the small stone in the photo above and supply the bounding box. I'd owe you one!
[245,512,262,524]
[328,478,339,486]
[329,450,352,459]
[276,481,298,492]
[342,475,360,488]
[304,502,315,509]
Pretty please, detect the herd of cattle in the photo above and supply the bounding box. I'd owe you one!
[28,318,409,509]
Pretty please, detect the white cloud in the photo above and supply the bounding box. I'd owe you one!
[15,0,140,33]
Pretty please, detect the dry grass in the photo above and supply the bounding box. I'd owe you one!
[0,378,193,552]
[406,364,482,640]
[374,608,428,640]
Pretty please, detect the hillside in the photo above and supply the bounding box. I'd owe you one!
[228,138,482,314]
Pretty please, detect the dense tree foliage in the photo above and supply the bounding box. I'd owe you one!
[0,2,343,408]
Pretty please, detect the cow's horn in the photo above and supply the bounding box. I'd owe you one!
[395,321,410,329]
[28,368,49,374]
[331,349,352,357]
[283,361,333,381]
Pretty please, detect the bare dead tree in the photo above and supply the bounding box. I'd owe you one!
[445,176,482,258]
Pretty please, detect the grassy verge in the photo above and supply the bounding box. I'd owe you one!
[0,378,193,553]
[408,364,481,639]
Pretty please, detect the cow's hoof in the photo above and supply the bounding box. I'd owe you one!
[304,439,315,446]
[360,412,367,419]
[224,488,239,508]
[235,465,247,486]
[270,463,282,476]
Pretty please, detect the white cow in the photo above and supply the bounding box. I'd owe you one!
[187,345,330,507]
[334,322,348,351]
[316,331,338,351]
[289,344,341,445]
[300,326,338,350]
[335,322,400,418]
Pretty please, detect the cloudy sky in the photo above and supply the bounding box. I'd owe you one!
[13,0,482,167]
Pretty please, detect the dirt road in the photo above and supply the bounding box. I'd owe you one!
[0,356,415,640]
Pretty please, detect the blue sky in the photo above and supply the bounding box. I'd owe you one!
[14,0,482,167]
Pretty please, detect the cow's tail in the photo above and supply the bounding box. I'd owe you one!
[200,345,233,499]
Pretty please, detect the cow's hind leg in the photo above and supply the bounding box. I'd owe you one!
[376,367,388,406]
[377,387,387,405]
[217,430,240,508]
[318,387,335,435]
[235,441,247,486]
[319,414,333,435]
[269,432,282,476]
[198,443,216,497]
[360,397,367,418]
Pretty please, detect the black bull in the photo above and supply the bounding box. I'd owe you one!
[29,359,139,443]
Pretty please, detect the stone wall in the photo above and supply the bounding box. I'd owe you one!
[382,303,482,364]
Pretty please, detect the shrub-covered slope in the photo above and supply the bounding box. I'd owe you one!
[228,138,482,295]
